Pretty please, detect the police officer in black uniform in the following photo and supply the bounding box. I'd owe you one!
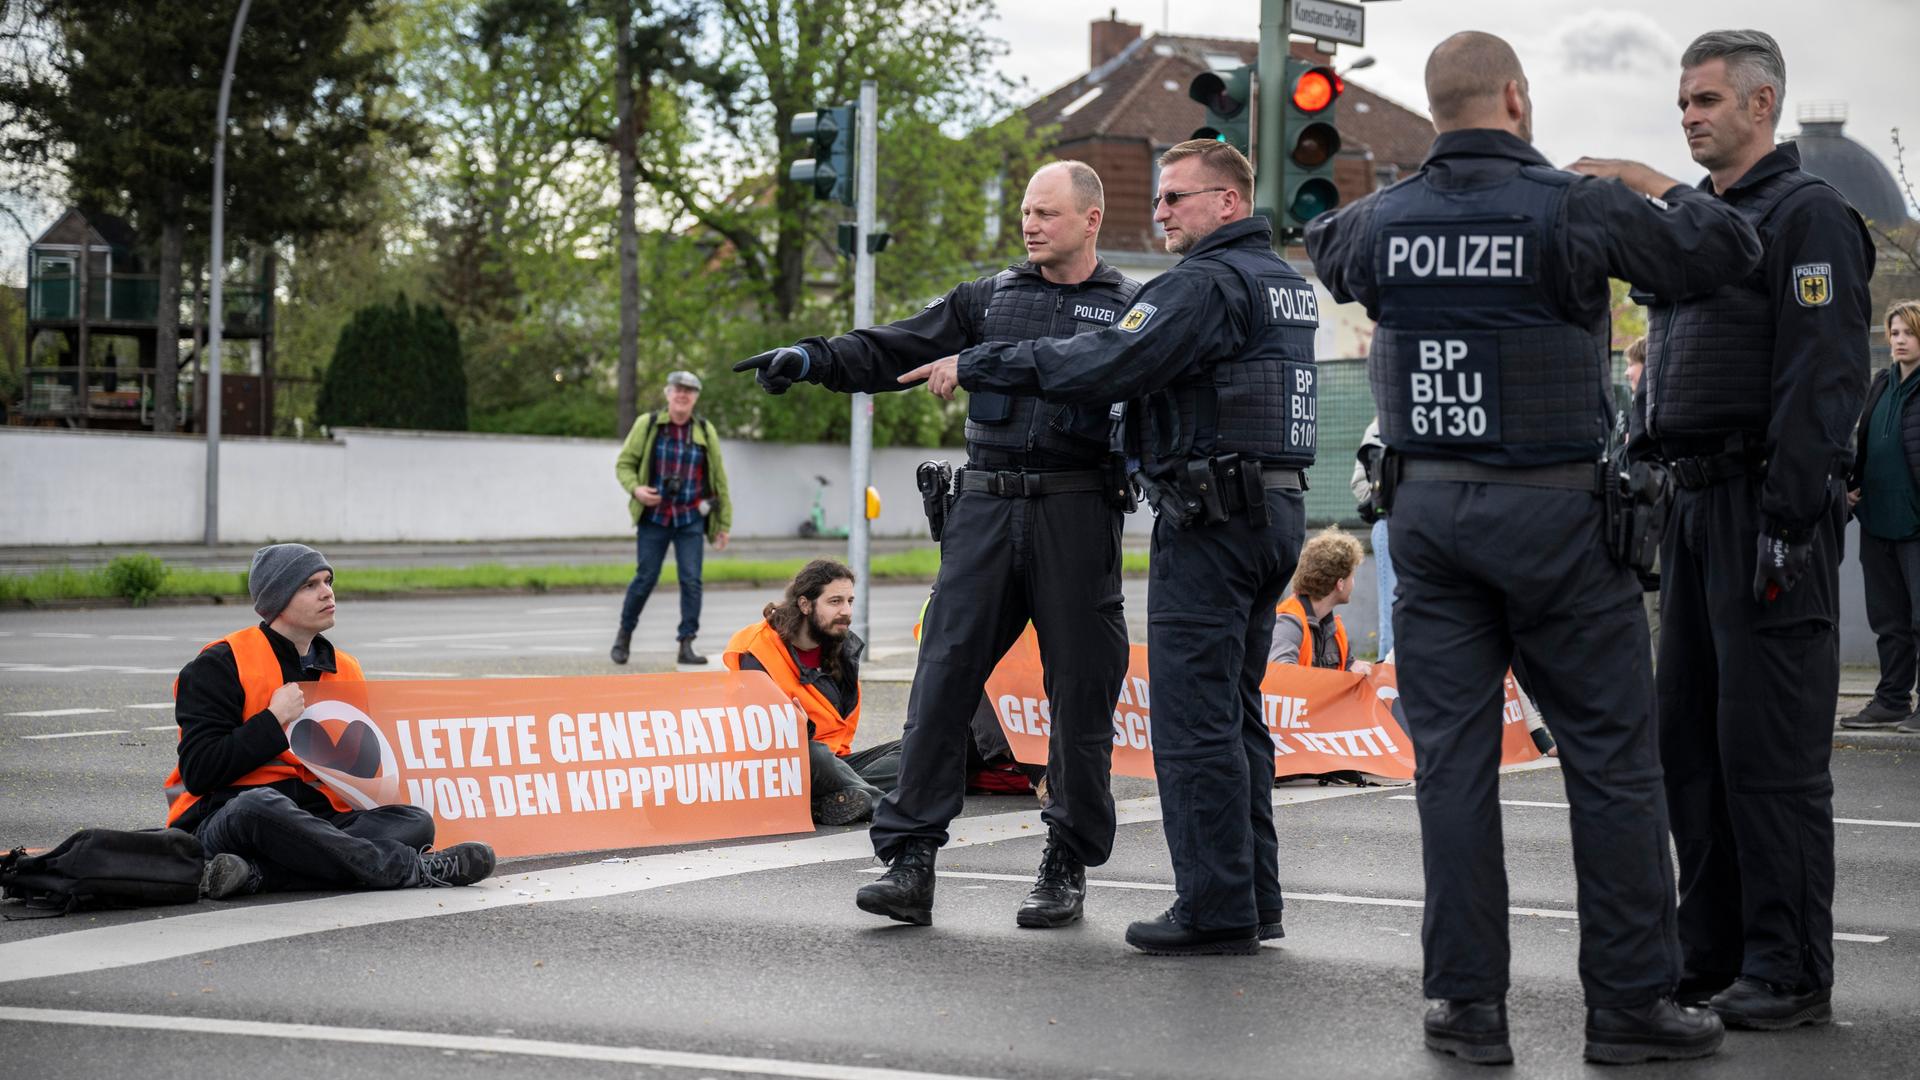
[1306,32,1763,1065]
[906,138,1318,957]
[1628,29,1873,1031]
[734,161,1139,929]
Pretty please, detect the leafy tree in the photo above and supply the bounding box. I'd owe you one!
[0,1,411,432]
[316,294,469,430]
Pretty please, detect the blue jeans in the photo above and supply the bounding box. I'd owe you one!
[620,517,705,640]
[195,787,434,892]
[1373,516,1397,659]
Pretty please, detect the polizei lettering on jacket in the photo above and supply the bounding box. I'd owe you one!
[1381,227,1532,282]
[1072,303,1118,323]
[1265,282,1319,327]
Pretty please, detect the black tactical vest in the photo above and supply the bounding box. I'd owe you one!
[1136,239,1320,475]
[1641,170,1826,443]
[1365,163,1612,466]
[965,266,1139,468]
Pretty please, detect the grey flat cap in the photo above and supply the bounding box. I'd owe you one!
[666,370,703,391]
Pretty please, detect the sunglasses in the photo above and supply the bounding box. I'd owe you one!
[1151,187,1228,210]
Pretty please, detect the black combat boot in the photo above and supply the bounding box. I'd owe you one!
[1257,907,1285,941]
[1585,997,1724,1063]
[1708,976,1833,1030]
[856,839,936,925]
[677,637,707,665]
[1016,831,1085,928]
[610,629,632,665]
[1123,908,1259,956]
[1424,997,1513,1065]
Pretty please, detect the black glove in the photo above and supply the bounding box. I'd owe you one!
[732,345,810,395]
[1752,522,1813,603]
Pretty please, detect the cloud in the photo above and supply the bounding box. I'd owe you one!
[1541,10,1681,76]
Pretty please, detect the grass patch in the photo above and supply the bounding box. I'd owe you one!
[0,547,951,606]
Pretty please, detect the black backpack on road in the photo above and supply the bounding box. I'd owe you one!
[1,827,206,918]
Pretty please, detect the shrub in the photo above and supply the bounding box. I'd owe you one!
[316,294,469,431]
[103,554,169,606]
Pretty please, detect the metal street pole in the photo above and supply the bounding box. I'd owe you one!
[848,79,878,643]
[205,0,252,546]
[1256,0,1291,235]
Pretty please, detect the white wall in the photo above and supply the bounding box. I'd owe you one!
[0,426,995,545]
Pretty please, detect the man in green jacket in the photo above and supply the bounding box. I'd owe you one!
[612,370,732,666]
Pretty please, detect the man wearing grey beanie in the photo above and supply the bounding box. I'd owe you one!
[162,543,496,898]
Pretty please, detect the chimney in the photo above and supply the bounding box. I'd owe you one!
[1091,10,1141,69]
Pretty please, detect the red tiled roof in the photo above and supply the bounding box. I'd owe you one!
[1026,33,1432,171]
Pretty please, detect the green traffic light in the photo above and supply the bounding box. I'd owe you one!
[1289,178,1340,223]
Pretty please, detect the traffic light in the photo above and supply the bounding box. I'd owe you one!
[1281,58,1344,229]
[789,104,856,205]
[1188,63,1254,156]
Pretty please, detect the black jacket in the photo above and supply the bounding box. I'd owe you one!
[172,622,343,833]
[1849,365,1920,492]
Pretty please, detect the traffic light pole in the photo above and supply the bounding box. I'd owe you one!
[848,79,878,643]
[1255,0,1291,242]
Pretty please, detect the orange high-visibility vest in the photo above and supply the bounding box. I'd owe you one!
[723,619,860,755]
[162,626,363,826]
[1275,595,1350,671]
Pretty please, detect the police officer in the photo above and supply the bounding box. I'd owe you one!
[907,138,1318,957]
[734,161,1139,930]
[1624,29,1873,1030]
[1306,32,1763,1064]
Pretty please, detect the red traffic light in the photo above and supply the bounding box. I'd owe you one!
[1291,67,1342,113]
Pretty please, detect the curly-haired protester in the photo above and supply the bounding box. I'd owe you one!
[1271,527,1373,675]
[723,559,900,825]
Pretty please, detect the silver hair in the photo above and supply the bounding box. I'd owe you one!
[1681,29,1786,130]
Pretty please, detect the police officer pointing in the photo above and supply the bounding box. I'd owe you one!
[1620,29,1873,1031]
[1306,32,1762,1065]
[734,161,1138,930]
[907,139,1319,957]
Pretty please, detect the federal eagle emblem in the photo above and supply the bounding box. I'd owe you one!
[1117,303,1157,333]
[1793,263,1833,308]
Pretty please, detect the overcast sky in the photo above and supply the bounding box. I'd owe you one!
[992,0,1917,194]
[7,1,1914,286]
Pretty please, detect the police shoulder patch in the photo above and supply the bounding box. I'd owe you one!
[1793,263,1833,308]
[1117,302,1157,333]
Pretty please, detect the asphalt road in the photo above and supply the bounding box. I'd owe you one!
[1,590,1915,1080]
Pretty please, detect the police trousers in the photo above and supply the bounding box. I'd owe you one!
[1147,488,1304,931]
[871,486,1128,866]
[1658,473,1841,991]
[1391,480,1679,1007]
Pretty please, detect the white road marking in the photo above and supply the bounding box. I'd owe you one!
[142,725,175,732]
[0,1007,1008,1080]
[883,870,1890,943]
[6,707,110,717]
[522,605,609,616]
[377,627,605,645]
[30,632,94,639]
[0,784,1386,985]
[21,729,131,740]
[107,634,174,641]
[126,702,175,710]
[447,643,513,652]
[362,670,463,678]
[0,663,176,675]
[1387,794,1920,829]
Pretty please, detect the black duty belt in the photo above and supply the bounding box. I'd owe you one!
[1398,458,1598,492]
[1663,450,1761,490]
[959,468,1107,498]
[1255,467,1306,492]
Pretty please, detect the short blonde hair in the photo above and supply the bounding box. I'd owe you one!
[1292,526,1365,600]
[1158,139,1254,201]
[1888,299,1920,339]
[1624,337,1647,366]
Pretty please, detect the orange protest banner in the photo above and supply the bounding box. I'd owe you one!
[286,670,814,857]
[983,630,1541,780]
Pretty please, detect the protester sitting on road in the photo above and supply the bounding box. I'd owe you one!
[165,544,496,898]
[611,370,733,668]
[1842,299,1920,732]
[1271,527,1374,675]
[724,559,901,825]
